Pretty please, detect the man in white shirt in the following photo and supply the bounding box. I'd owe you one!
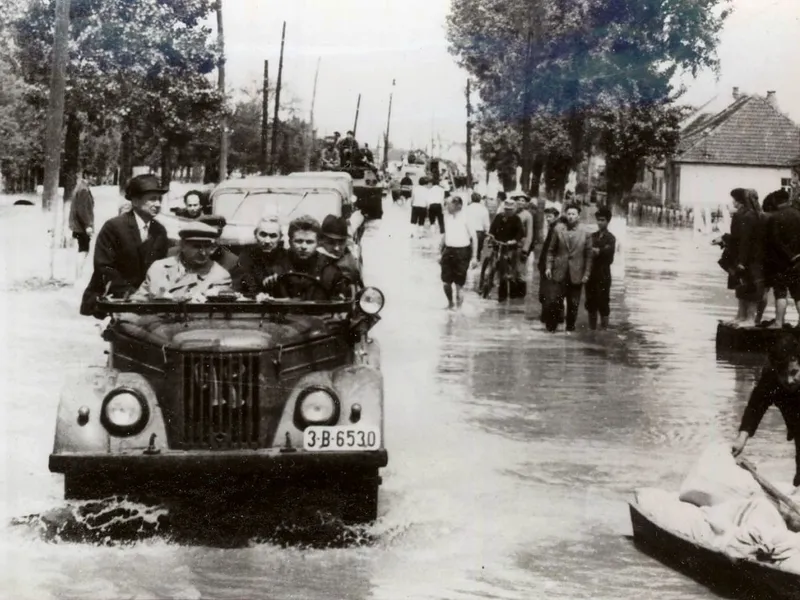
[427,178,446,234]
[439,195,478,309]
[464,192,491,260]
[410,176,430,237]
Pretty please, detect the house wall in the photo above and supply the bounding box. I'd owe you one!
[678,163,791,208]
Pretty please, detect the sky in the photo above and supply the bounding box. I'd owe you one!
[222,0,800,153]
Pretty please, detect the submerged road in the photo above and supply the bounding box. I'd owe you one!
[0,197,794,599]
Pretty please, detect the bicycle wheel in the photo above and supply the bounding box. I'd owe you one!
[480,259,495,299]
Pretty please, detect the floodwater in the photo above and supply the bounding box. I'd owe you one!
[0,198,795,599]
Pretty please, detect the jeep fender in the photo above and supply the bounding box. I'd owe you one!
[53,367,168,456]
[275,364,384,450]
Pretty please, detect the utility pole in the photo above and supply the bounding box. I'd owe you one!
[383,79,395,170]
[352,93,361,138]
[466,78,473,188]
[216,0,228,182]
[260,60,269,175]
[43,0,70,279]
[520,8,539,193]
[270,21,286,175]
[305,57,320,172]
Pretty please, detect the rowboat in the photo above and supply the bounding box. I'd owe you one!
[630,500,800,600]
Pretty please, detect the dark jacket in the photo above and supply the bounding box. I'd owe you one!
[272,252,349,300]
[538,220,561,276]
[730,208,764,277]
[235,246,288,295]
[489,213,524,244]
[80,212,169,315]
[739,367,800,485]
[68,183,94,234]
[765,204,800,277]
[589,229,616,282]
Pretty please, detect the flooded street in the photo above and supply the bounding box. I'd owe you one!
[0,198,796,599]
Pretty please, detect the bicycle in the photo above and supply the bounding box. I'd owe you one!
[479,235,518,300]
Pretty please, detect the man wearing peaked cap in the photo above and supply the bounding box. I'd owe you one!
[130,220,232,301]
[166,214,238,274]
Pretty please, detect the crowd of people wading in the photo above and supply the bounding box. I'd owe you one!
[716,187,800,329]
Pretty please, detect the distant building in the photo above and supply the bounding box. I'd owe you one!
[664,88,800,208]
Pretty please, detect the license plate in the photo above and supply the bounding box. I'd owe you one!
[303,426,381,451]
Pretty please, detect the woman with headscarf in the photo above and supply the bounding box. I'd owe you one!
[727,188,764,327]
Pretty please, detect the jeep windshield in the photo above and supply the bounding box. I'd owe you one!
[213,190,342,225]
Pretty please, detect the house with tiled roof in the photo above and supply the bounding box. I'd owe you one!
[664,88,800,207]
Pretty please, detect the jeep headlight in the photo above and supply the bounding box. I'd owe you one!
[100,388,150,437]
[358,287,384,315]
[295,387,340,427]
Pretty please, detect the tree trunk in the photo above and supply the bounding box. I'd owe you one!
[160,143,172,188]
[530,157,544,196]
[63,112,82,201]
[118,121,133,192]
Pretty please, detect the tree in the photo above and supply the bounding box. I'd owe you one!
[447,0,731,198]
[12,0,223,194]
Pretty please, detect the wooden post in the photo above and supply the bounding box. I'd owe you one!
[270,21,286,175]
[260,60,269,175]
[305,57,320,172]
[519,24,534,193]
[217,0,228,182]
[352,93,361,137]
[465,79,473,189]
[383,79,395,170]
[43,0,70,279]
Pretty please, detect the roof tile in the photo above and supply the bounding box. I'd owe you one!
[674,96,800,167]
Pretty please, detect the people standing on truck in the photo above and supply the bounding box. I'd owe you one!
[361,143,375,166]
[538,207,565,324]
[236,216,287,295]
[410,176,430,238]
[338,131,359,166]
[440,195,479,309]
[763,188,800,329]
[68,176,95,283]
[427,178,446,234]
[465,192,490,259]
[320,139,340,170]
[80,174,169,316]
[585,207,616,330]
[544,204,593,333]
[318,214,363,289]
[130,222,232,301]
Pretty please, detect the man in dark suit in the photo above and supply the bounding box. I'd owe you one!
[80,174,169,316]
[544,203,594,332]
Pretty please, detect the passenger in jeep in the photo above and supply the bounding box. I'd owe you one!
[130,222,232,301]
[258,216,350,301]
[235,216,288,295]
[317,214,363,289]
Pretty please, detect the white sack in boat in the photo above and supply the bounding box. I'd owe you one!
[635,488,714,544]
[713,497,788,559]
[679,444,761,507]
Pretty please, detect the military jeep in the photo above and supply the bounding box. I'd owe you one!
[49,289,388,524]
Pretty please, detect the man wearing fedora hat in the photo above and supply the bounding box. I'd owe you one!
[318,214,362,289]
[80,174,170,316]
[130,221,232,301]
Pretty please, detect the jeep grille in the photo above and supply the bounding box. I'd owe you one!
[180,352,261,449]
